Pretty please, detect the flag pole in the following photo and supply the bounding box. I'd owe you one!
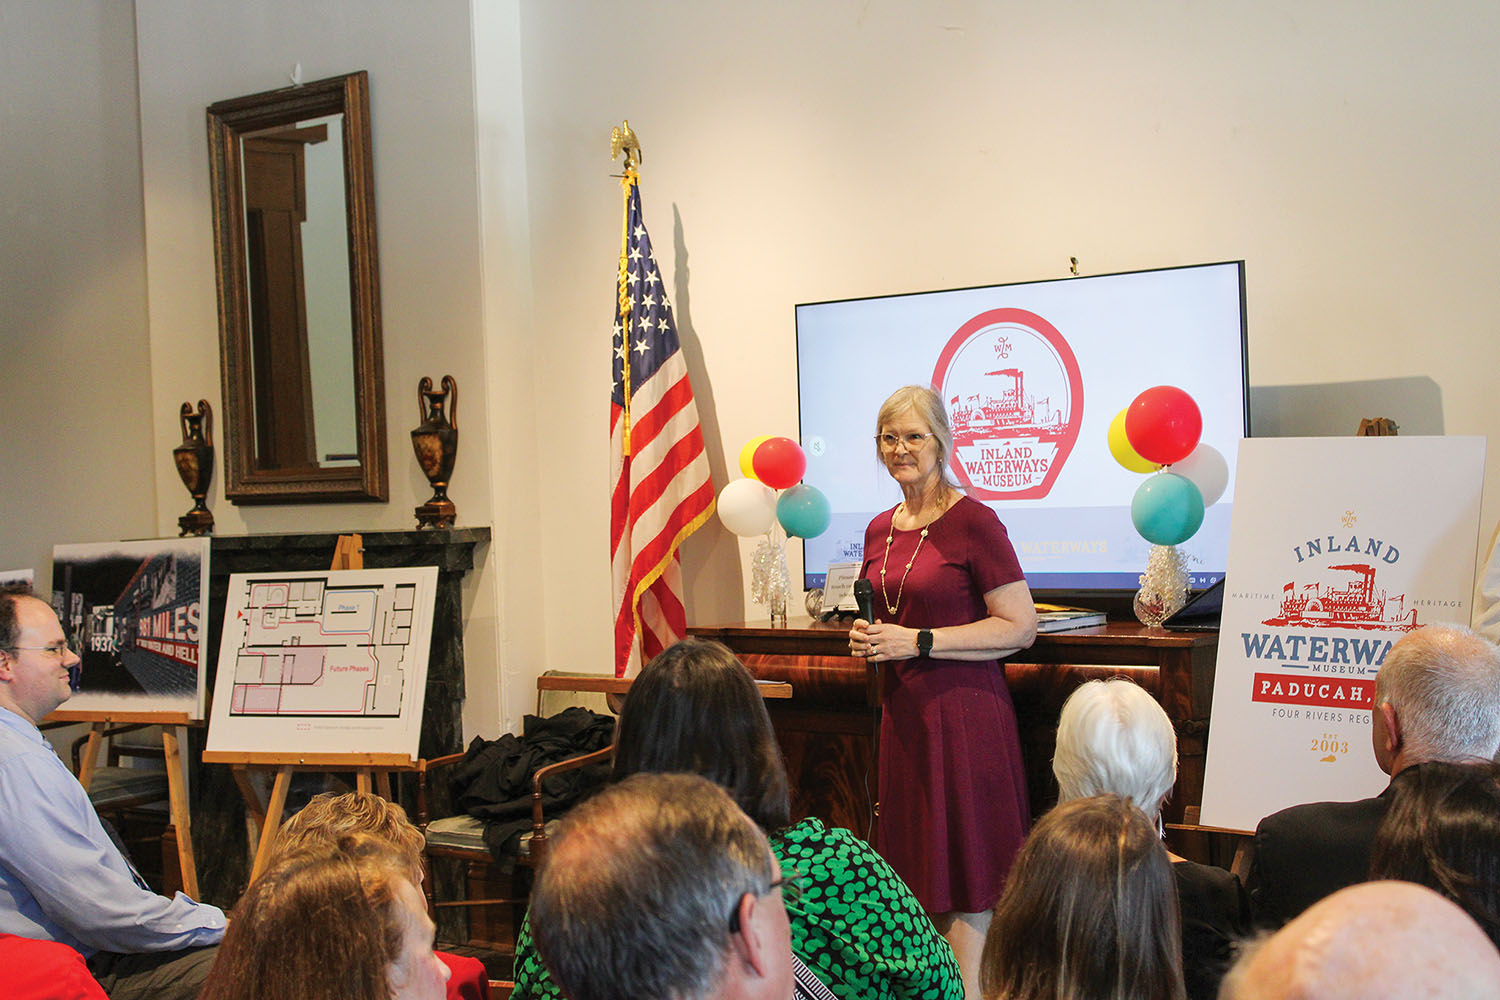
[612,121,643,455]
[617,171,634,454]
[607,121,713,676]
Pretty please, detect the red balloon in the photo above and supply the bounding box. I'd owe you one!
[1124,386,1202,465]
[751,436,806,489]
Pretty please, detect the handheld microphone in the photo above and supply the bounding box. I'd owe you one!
[853,578,875,624]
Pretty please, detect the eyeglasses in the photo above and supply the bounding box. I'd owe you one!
[876,432,935,451]
[728,867,806,932]
[4,641,73,658]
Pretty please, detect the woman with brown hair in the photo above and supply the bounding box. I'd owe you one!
[979,795,1186,1000]
[199,834,449,1000]
[515,637,962,1000]
[1369,759,1500,947]
[270,791,489,1000]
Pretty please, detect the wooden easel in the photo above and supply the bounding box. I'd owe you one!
[203,533,422,880]
[50,708,202,899]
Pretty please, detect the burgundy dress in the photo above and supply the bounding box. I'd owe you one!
[860,495,1031,913]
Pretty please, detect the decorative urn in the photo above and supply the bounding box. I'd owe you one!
[411,376,458,529]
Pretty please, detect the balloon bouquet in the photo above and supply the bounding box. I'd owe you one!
[1108,386,1229,625]
[717,435,832,625]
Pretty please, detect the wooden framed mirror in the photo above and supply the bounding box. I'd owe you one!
[207,71,388,504]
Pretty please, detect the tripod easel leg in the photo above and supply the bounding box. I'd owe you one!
[76,722,106,790]
[163,725,200,898]
[249,767,293,881]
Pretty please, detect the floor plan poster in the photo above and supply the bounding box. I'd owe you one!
[206,567,438,760]
[51,538,211,719]
[1200,436,1486,832]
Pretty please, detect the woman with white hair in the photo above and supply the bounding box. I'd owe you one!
[1052,678,1249,1000]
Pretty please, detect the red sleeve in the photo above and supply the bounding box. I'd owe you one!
[961,499,1026,595]
[438,950,491,1000]
[0,935,108,1000]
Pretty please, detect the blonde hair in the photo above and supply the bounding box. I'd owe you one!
[200,833,411,1000]
[273,791,425,883]
[875,385,957,488]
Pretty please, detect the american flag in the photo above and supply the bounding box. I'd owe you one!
[610,172,714,677]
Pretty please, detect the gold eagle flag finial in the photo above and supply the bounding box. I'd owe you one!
[611,120,642,170]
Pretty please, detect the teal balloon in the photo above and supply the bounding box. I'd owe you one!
[777,483,832,539]
[1131,473,1205,545]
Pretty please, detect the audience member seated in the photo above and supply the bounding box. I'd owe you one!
[1368,759,1500,946]
[271,790,490,1000]
[199,833,450,1000]
[1052,678,1249,1000]
[0,932,108,1000]
[1218,880,1500,999]
[1244,623,1500,926]
[979,794,1185,1000]
[513,637,962,1000]
[0,585,223,1000]
[530,772,797,1000]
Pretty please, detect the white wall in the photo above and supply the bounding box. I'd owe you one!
[132,0,510,738]
[0,1,159,578]
[516,1,1500,682]
[6,2,1500,741]
[471,0,547,736]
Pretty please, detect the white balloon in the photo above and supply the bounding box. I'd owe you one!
[717,478,778,537]
[1171,443,1229,507]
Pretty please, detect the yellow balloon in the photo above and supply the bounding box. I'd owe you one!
[1109,408,1158,473]
[739,435,774,479]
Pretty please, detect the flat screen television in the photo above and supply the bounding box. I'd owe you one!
[795,260,1250,604]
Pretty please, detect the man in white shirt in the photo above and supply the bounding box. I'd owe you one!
[0,584,225,999]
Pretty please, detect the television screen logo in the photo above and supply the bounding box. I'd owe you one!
[932,308,1083,500]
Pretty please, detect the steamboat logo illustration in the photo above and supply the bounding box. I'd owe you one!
[931,308,1083,500]
[1262,563,1419,631]
[1243,529,1420,714]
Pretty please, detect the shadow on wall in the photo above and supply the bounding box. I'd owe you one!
[1250,377,1443,437]
[670,202,747,627]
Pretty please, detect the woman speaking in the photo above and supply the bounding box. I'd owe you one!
[848,385,1037,997]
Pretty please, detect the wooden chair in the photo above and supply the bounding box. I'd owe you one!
[70,723,170,812]
[61,723,175,887]
[416,742,613,957]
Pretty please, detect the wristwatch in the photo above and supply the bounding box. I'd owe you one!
[916,629,933,657]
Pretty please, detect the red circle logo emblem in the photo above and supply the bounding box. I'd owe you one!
[931,308,1084,500]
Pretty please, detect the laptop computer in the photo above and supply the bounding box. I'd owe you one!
[1161,577,1225,631]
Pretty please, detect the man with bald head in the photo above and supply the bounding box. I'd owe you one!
[1220,880,1500,998]
[0,584,224,998]
[1246,623,1500,926]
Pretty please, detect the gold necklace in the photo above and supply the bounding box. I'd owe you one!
[878,496,946,615]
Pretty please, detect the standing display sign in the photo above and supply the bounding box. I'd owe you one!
[1199,436,1486,832]
[202,545,443,882]
[205,566,437,762]
[50,537,211,720]
[46,537,213,897]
